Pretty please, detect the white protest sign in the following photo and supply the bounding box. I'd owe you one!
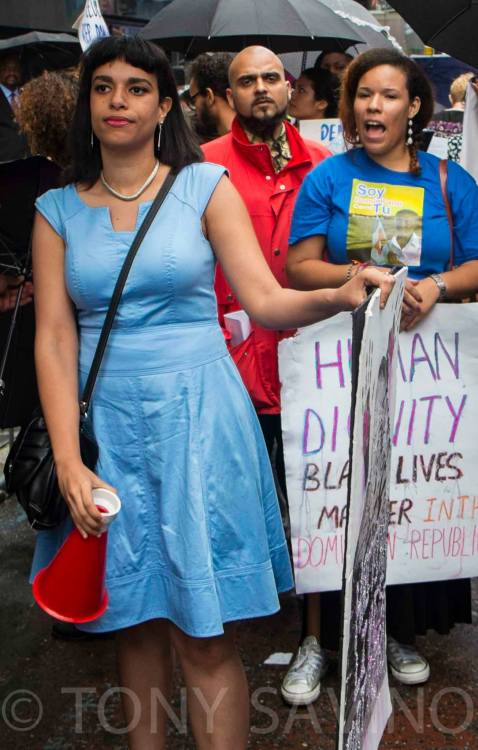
[337,271,405,750]
[74,0,110,52]
[427,133,449,160]
[279,304,478,593]
[299,118,346,156]
[462,81,478,183]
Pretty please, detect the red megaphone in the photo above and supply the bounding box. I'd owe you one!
[32,489,121,623]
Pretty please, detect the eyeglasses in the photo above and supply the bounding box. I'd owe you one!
[187,90,202,111]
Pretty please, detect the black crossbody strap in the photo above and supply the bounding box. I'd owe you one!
[80,171,176,415]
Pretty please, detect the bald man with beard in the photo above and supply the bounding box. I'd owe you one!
[203,46,330,706]
[204,45,329,427]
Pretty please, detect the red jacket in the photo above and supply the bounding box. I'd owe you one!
[203,118,330,414]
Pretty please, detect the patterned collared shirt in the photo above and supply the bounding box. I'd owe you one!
[245,122,292,173]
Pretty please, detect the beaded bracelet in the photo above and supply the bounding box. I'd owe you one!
[345,259,361,282]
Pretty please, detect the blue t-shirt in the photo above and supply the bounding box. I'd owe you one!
[289,148,478,279]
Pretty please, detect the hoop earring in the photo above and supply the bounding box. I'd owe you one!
[90,130,94,149]
[407,118,414,146]
[157,120,163,153]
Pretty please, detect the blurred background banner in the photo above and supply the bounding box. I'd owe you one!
[73,0,110,51]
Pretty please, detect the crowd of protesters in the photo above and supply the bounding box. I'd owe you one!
[0,34,477,749]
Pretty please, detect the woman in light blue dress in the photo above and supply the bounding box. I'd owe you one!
[31,37,393,749]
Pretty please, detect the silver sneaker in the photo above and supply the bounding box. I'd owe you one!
[281,636,329,705]
[387,636,430,685]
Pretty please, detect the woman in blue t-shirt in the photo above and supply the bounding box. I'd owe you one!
[284,49,478,701]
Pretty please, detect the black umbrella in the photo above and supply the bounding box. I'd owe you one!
[0,32,81,77]
[387,0,478,68]
[140,0,364,55]
[281,0,402,79]
[0,0,72,35]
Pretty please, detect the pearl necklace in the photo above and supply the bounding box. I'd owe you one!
[100,160,160,201]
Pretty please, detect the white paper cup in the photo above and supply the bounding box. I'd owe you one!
[92,488,121,529]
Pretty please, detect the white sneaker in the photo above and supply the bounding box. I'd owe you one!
[281,636,329,705]
[387,636,430,685]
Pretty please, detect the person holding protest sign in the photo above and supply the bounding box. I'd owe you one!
[286,48,478,690]
[30,36,395,747]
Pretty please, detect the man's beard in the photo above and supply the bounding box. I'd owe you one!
[237,104,288,140]
[193,103,221,141]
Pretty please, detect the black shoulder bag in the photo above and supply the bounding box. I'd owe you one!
[4,172,176,530]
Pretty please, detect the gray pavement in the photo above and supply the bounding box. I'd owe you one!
[0,448,476,749]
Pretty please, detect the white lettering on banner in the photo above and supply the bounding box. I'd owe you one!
[279,304,478,593]
[75,0,110,52]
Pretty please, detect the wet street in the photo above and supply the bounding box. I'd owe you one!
[0,487,476,750]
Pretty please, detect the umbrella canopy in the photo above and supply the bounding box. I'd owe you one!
[281,0,402,79]
[412,54,478,108]
[387,0,478,68]
[140,0,365,55]
[0,0,72,34]
[322,0,401,51]
[0,32,81,77]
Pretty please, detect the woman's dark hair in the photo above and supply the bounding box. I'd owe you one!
[339,49,434,174]
[190,52,234,100]
[301,67,339,118]
[65,36,202,186]
[314,50,353,71]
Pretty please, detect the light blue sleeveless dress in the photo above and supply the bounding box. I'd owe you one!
[31,162,293,636]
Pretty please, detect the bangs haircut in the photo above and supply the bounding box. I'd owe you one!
[64,36,202,187]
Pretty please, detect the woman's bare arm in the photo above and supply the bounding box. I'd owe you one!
[205,176,395,325]
[286,235,352,290]
[402,259,478,330]
[441,259,478,299]
[33,212,114,537]
[33,213,81,461]
[286,227,422,314]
